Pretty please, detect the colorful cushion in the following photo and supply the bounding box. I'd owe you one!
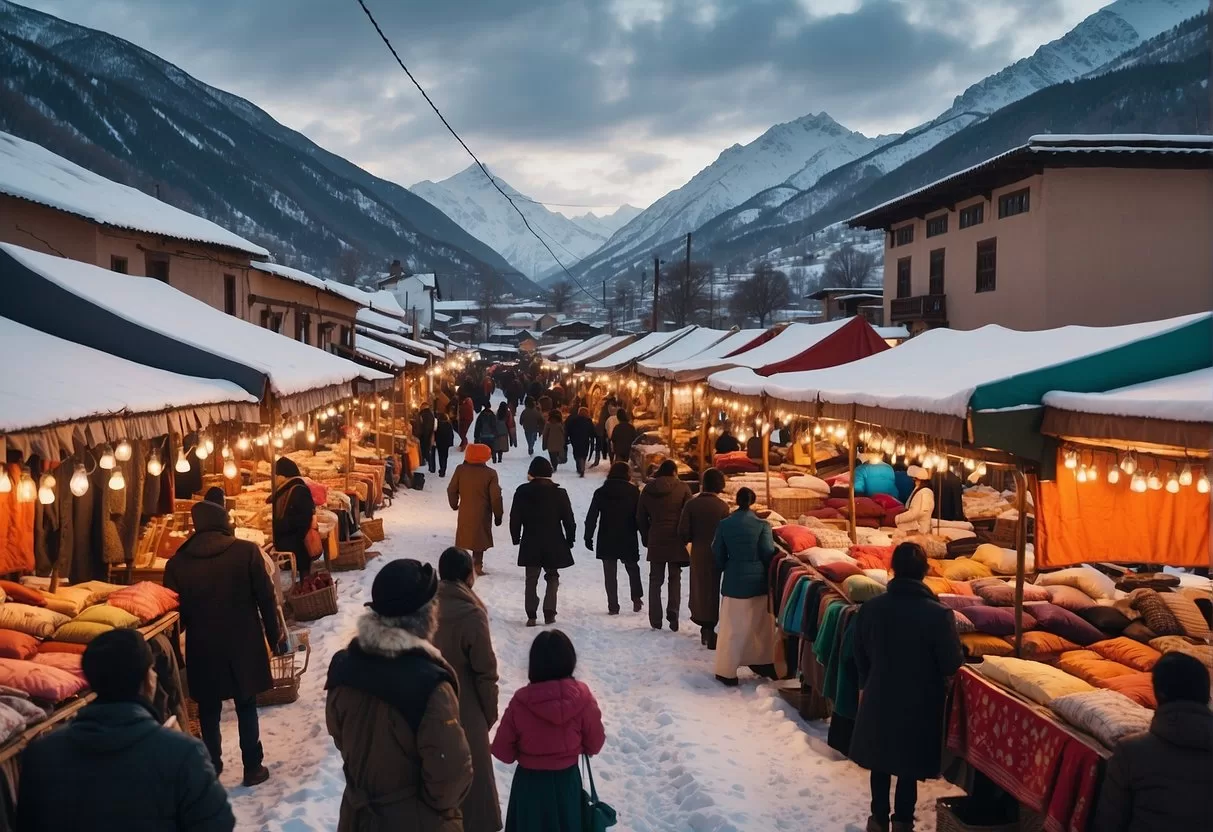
[0,704,26,743]
[971,543,1022,576]
[0,694,47,726]
[805,547,856,568]
[1057,650,1139,686]
[952,610,976,634]
[0,581,46,607]
[978,656,1095,705]
[906,535,948,560]
[1128,589,1185,637]
[850,546,894,570]
[818,561,864,583]
[0,658,86,702]
[787,475,830,494]
[37,586,94,618]
[965,605,1036,637]
[1038,566,1118,601]
[0,605,70,639]
[1149,637,1213,669]
[31,653,86,682]
[1089,638,1162,672]
[868,493,904,512]
[1028,603,1106,646]
[1047,585,1099,613]
[960,633,1014,659]
[842,575,886,603]
[774,525,817,553]
[802,507,843,520]
[809,528,853,551]
[941,558,994,582]
[1097,672,1157,710]
[1158,593,1211,640]
[0,632,39,661]
[36,642,86,655]
[863,569,889,586]
[1020,632,1082,662]
[69,581,123,605]
[106,582,179,624]
[850,497,887,519]
[1115,572,1180,592]
[1121,621,1158,644]
[938,594,986,610]
[51,621,113,645]
[1049,689,1153,748]
[1078,606,1132,636]
[974,581,1050,606]
[73,605,140,630]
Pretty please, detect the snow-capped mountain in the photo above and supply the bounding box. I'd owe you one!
[412,165,613,280]
[569,205,642,238]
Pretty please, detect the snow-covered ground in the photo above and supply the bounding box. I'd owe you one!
[219,399,959,831]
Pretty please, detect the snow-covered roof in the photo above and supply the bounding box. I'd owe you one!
[1043,368,1213,424]
[0,131,268,257]
[832,293,882,302]
[477,342,519,354]
[566,334,633,364]
[638,329,767,381]
[539,339,582,356]
[355,333,426,370]
[665,319,853,380]
[635,328,734,372]
[551,334,611,361]
[3,244,389,405]
[433,312,453,323]
[356,326,444,359]
[254,262,408,318]
[585,326,697,372]
[435,300,482,312]
[874,325,910,340]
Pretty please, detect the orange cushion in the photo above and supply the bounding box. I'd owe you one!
[960,633,1014,659]
[105,582,179,624]
[464,443,492,464]
[0,631,39,661]
[37,642,87,655]
[1089,637,1162,672]
[1020,631,1081,662]
[924,577,950,596]
[1056,650,1138,686]
[0,581,46,607]
[1097,672,1158,709]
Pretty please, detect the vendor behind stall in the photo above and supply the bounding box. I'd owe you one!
[714,426,742,456]
[894,466,935,535]
[269,458,318,578]
[853,451,897,498]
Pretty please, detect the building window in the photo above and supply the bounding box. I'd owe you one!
[998,188,1030,218]
[976,239,997,293]
[339,325,351,348]
[929,249,945,295]
[223,274,236,315]
[959,203,984,229]
[144,253,170,282]
[259,309,283,333]
[318,323,334,351]
[296,312,310,345]
[896,257,912,299]
[926,215,948,238]
[894,224,914,246]
[110,255,128,274]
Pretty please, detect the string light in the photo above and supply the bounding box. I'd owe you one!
[204,435,215,455]
[108,468,125,491]
[1088,460,1097,481]
[1063,450,1078,469]
[98,444,116,470]
[326,406,337,418]
[1130,472,1148,493]
[272,436,284,449]
[1197,473,1210,494]
[1165,473,1180,494]
[175,449,191,473]
[934,454,948,473]
[70,464,90,497]
[1076,465,1088,484]
[115,439,132,462]
[1146,469,1162,491]
[195,439,210,461]
[16,468,36,503]
[1119,452,1137,475]
[0,468,10,494]
[38,473,56,505]
[1106,466,1120,485]
[1178,463,1193,487]
[223,458,239,480]
[975,463,987,477]
[236,435,251,452]
[964,458,976,471]
[147,449,164,477]
[306,431,316,444]
[296,419,306,431]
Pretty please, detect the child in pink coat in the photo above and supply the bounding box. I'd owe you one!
[491,630,605,831]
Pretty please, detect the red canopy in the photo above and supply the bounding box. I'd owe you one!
[722,327,778,358]
[757,316,889,376]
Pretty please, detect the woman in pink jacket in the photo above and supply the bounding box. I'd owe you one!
[491,630,605,831]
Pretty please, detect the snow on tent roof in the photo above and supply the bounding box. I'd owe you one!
[662,319,853,381]
[636,328,739,377]
[639,328,769,381]
[0,316,259,458]
[552,334,613,361]
[709,313,1213,444]
[585,326,698,372]
[355,333,427,370]
[755,317,889,377]
[1,244,390,415]
[540,339,581,356]
[435,300,482,312]
[356,309,444,357]
[0,131,268,257]
[568,334,636,366]
[875,325,910,340]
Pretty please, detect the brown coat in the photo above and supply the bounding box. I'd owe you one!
[433,581,502,832]
[636,475,692,564]
[326,616,474,832]
[679,492,730,625]
[447,463,503,552]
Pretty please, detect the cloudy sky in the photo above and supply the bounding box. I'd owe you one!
[26,0,1109,213]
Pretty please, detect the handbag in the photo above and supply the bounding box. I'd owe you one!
[303,525,323,560]
[580,754,616,831]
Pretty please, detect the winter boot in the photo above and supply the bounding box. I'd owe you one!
[242,766,270,788]
[668,618,679,633]
[748,663,779,680]
[526,618,538,627]
[633,598,643,613]
[890,822,913,832]
[706,630,718,650]
[715,675,739,687]
[864,817,889,832]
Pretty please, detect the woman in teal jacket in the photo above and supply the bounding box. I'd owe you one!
[710,488,778,686]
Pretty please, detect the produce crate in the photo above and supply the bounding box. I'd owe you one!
[290,575,338,621]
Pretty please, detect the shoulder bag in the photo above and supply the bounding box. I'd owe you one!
[581,753,617,831]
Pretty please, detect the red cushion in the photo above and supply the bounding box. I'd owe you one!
[803,507,843,520]
[869,493,905,511]
[817,561,864,582]
[37,641,87,655]
[851,546,894,570]
[825,498,849,510]
[106,582,179,623]
[0,631,39,660]
[773,525,816,553]
[0,581,46,607]
[852,497,887,519]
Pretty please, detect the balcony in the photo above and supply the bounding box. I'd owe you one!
[890,294,947,325]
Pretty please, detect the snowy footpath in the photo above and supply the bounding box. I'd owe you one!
[218,433,958,831]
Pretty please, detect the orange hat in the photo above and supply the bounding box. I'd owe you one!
[464,443,492,465]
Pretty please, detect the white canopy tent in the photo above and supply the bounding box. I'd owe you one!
[584,326,697,372]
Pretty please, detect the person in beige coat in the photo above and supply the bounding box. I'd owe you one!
[325,559,474,832]
[894,466,935,535]
[433,548,502,832]
[447,444,504,575]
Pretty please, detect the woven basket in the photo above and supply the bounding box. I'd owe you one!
[257,632,311,707]
[935,798,1019,832]
[359,517,385,542]
[330,537,368,572]
[769,494,825,518]
[185,699,201,738]
[290,577,338,621]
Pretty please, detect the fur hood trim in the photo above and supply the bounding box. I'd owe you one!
[356,608,443,663]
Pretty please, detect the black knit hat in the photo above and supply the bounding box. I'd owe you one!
[528,457,554,478]
[608,461,631,480]
[366,559,438,617]
[702,468,726,494]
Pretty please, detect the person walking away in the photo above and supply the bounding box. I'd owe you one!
[680,468,730,648]
[849,542,963,832]
[519,397,544,456]
[585,462,643,615]
[417,404,437,474]
[268,457,317,578]
[610,410,638,467]
[506,401,518,449]
[711,487,778,684]
[894,466,935,535]
[447,444,504,576]
[474,404,498,450]
[493,402,511,464]
[565,406,595,477]
[1094,652,1212,832]
[434,548,502,832]
[18,629,234,831]
[714,426,742,456]
[604,406,620,462]
[165,492,282,786]
[510,457,576,626]
[593,398,613,467]
[637,460,692,631]
[491,630,606,831]
[853,451,899,498]
[459,396,475,451]
[326,559,474,832]
[434,412,456,477]
[542,410,567,472]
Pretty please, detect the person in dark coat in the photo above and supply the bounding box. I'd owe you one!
[713,427,741,456]
[637,460,692,631]
[474,404,498,449]
[541,410,567,472]
[585,462,643,615]
[519,397,545,456]
[510,457,576,626]
[166,492,282,787]
[1094,652,1213,832]
[679,468,730,648]
[268,457,317,578]
[417,405,437,473]
[565,407,596,477]
[434,412,456,477]
[492,402,511,464]
[849,543,963,832]
[610,410,639,464]
[433,548,502,832]
[593,398,615,466]
[745,434,763,461]
[18,629,235,831]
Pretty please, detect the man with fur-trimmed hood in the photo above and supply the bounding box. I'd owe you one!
[325,559,474,831]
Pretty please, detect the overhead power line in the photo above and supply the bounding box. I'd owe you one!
[353,0,596,303]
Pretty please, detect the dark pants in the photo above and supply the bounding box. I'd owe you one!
[198,695,262,772]
[574,455,587,476]
[421,437,434,472]
[436,446,450,476]
[648,562,683,628]
[602,559,642,613]
[525,566,560,620]
[548,451,561,471]
[492,449,503,463]
[525,430,539,455]
[870,771,917,824]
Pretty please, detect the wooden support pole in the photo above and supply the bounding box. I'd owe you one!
[847,417,858,544]
[345,397,353,491]
[809,420,817,474]
[665,381,675,455]
[374,392,382,458]
[762,409,772,506]
[1012,468,1029,658]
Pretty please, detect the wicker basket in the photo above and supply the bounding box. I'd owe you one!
[257,631,311,707]
[935,797,1019,832]
[769,494,825,518]
[330,537,368,572]
[360,517,385,542]
[290,577,338,621]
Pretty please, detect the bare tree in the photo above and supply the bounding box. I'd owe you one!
[612,281,634,326]
[659,261,712,328]
[336,248,366,285]
[476,273,506,342]
[729,261,791,327]
[549,280,573,315]
[822,245,876,288]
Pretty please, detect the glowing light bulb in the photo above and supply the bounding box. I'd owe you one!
[98,444,116,470]
[221,445,231,459]
[306,431,316,444]
[175,449,191,473]
[108,468,125,491]
[70,464,89,497]
[380,400,389,412]
[935,455,948,473]
[194,441,210,461]
[1063,451,1078,470]
[0,468,10,494]
[1120,453,1137,475]
[256,434,269,447]
[16,469,36,503]
[1088,461,1097,480]
[272,436,284,449]
[1076,465,1088,484]
[204,436,215,455]
[236,435,251,452]
[223,458,239,480]
[896,442,907,457]
[326,407,337,418]
[1165,474,1180,494]
[976,463,987,477]
[147,449,164,477]
[282,424,295,440]
[356,420,366,431]
[1106,467,1120,485]
[1130,472,1147,493]
[115,439,132,462]
[1147,469,1162,491]
[964,458,976,471]
[881,436,895,455]
[38,473,56,505]
[297,419,306,431]
[1178,464,1193,487]
[1198,474,1210,494]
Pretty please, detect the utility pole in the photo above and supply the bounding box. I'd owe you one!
[652,255,661,332]
[602,280,607,329]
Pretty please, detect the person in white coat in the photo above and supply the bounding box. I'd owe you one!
[895,466,935,535]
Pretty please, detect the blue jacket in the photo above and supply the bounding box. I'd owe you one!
[853,462,898,498]
[712,509,776,599]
